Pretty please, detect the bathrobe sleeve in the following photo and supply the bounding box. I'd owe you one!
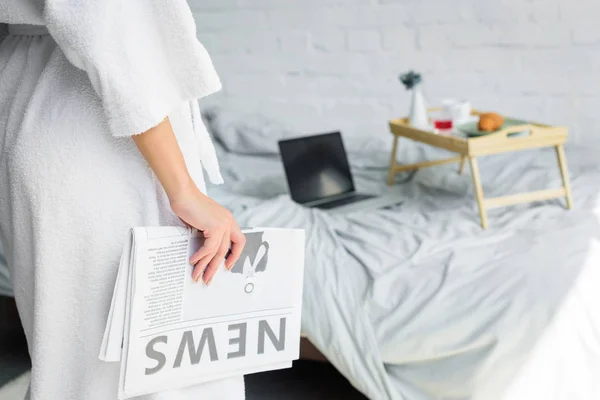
[43,1,222,137]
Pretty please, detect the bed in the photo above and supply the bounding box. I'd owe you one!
[203,108,600,400]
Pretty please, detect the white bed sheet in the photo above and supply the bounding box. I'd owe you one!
[204,109,600,400]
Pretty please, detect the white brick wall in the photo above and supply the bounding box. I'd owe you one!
[192,0,600,144]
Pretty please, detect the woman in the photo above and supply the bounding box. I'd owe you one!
[0,1,246,399]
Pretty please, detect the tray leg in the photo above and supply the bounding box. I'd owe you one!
[458,156,466,175]
[555,144,573,209]
[469,156,488,229]
[387,135,399,185]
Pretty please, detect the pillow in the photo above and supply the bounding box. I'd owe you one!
[201,107,421,169]
[202,107,299,155]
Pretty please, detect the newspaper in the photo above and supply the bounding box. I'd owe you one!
[99,226,305,399]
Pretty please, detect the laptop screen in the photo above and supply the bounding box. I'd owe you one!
[278,132,355,204]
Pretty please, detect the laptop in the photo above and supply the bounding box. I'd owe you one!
[278,132,402,213]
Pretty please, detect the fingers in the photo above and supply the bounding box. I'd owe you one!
[190,233,219,265]
[191,233,222,282]
[189,219,247,286]
[192,254,211,283]
[202,233,230,285]
[225,226,246,270]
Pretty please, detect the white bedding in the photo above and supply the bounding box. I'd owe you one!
[204,108,600,400]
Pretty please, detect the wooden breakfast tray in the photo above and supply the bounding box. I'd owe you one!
[387,109,572,229]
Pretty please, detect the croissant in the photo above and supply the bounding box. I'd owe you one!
[478,112,504,132]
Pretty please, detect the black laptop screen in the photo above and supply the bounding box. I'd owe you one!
[278,132,355,204]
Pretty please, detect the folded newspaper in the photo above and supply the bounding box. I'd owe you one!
[99,226,305,399]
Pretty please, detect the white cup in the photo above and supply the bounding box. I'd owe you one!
[442,99,471,124]
[441,99,457,120]
[453,100,471,123]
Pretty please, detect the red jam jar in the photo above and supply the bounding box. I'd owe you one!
[433,119,453,130]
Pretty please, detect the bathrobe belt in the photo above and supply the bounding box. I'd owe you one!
[6,24,224,186]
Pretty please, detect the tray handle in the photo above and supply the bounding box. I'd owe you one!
[487,123,564,139]
[496,124,537,138]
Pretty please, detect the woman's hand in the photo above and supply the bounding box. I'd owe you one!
[170,185,246,285]
[132,117,245,286]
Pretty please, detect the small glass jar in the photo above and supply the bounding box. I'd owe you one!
[429,108,453,134]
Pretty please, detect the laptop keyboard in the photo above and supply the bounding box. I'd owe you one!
[316,193,375,210]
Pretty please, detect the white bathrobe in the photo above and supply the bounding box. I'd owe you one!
[0,1,244,399]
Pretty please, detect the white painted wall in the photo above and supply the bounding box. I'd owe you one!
[191,0,600,144]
